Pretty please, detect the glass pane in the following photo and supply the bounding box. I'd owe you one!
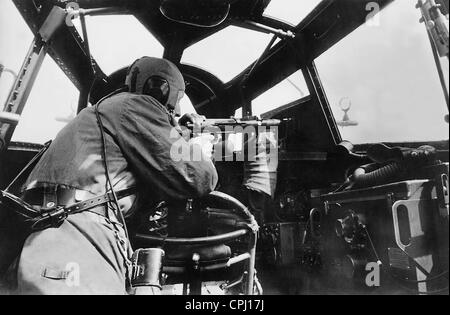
[12,58,79,144]
[81,15,164,74]
[0,1,75,144]
[0,0,33,107]
[179,95,196,116]
[316,0,449,144]
[263,0,323,25]
[252,70,309,117]
[183,26,273,82]
[234,70,309,118]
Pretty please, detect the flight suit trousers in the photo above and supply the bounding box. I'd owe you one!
[16,210,130,295]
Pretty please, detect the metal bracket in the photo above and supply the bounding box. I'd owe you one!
[0,112,21,125]
[0,65,18,80]
[240,20,296,40]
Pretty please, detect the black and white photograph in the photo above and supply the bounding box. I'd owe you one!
[0,0,449,298]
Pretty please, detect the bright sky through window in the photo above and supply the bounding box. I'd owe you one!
[263,0,323,25]
[0,1,448,144]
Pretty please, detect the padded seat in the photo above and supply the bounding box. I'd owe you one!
[165,244,232,264]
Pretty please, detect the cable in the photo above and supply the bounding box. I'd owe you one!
[362,225,382,266]
[383,239,449,293]
[92,87,130,230]
[5,141,52,192]
[390,246,449,284]
[385,269,449,295]
[77,6,125,228]
[94,102,130,240]
[364,224,448,286]
[390,270,449,284]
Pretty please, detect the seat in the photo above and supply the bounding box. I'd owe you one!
[165,244,232,264]
[134,191,260,295]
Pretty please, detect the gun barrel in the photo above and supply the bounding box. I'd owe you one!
[185,118,283,134]
[202,118,282,127]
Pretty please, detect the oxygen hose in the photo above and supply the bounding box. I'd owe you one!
[352,162,405,189]
[346,144,439,190]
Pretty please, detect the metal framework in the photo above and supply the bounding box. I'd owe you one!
[0,39,47,151]
[1,0,395,151]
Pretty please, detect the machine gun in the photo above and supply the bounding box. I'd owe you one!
[187,117,282,132]
[185,117,283,149]
[417,0,450,113]
[417,0,449,59]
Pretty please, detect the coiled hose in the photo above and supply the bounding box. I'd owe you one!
[352,162,405,189]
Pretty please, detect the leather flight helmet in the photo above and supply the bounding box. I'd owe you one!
[125,57,185,115]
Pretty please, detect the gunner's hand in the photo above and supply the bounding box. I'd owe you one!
[178,113,206,130]
[190,134,215,161]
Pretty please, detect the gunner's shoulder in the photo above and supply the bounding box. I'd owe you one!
[104,92,146,104]
[107,92,165,112]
